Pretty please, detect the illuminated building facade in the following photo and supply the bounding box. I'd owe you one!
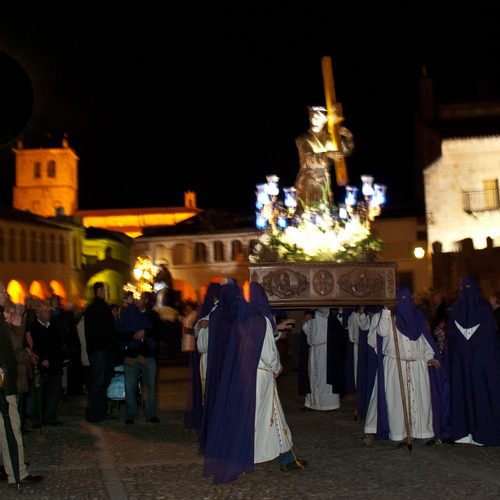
[0,207,84,305]
[0,207,133,307]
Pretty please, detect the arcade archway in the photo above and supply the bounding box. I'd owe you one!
[7,280,28,304]
[29,280,49,300]
[49,280,67,305]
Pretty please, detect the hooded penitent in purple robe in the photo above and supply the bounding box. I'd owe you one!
[198,283,240,453]
[445,275,500,446]
[374,285,451,441]
[202,283,267,484]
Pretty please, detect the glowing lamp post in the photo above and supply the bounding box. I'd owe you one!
[414,247,425,259]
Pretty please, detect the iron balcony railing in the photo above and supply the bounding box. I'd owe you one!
[463,189,500,214]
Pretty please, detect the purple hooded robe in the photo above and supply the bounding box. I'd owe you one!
[445,275,500,446]
[202,282,268,484]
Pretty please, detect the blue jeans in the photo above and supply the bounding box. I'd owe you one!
[86,350,115,420]
[124,357,157,421]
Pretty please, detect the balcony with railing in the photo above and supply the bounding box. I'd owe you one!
[463,189,500,214]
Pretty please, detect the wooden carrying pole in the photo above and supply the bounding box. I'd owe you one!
[391,313,412,451]
[321,56,349,186]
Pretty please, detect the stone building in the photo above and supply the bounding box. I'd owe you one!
[424,136,500,253]
[417,68,500,296]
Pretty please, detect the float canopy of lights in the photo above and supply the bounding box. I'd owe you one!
[252,175,386,263]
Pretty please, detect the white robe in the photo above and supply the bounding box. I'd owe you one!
[364,313,380,433]
[254,317,292,463]
[303,309,340,411]
[195,303,218,399]
[348,311,370,387]
[364,310,435,441]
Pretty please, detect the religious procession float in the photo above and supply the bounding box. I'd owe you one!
[249,57,396,308]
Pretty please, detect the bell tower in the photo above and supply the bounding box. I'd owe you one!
[13,138,79,217]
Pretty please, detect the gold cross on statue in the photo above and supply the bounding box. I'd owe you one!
[321,56,349,186]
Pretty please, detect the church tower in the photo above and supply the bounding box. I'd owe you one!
[12,138,79,217]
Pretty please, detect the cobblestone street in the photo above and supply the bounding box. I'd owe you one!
[2,361,500,499]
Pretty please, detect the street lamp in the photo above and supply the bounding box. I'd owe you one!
[414,247,425,259]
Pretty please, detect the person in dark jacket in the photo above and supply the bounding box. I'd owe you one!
[119,292,161,424]
[84,282,118,423]
[29,303,65,428]
[0,283,43,486]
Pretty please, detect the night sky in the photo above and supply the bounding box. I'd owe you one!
[0,5,498,216]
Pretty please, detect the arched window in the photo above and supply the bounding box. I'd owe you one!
[0,228,4,262]
[49,234,56,262]
[59,235,65,263]
[30,231,37,262]
[194,242,206,263]
[34,162,41,178]
[8,228,16,262]
[20,230,27,262]
[40,233,47,263]
[231,240,243,261]
[47,160,56,178]
[213,241,224,262]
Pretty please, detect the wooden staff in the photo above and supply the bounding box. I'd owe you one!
[321,56,349,186]
[391,312,412,451]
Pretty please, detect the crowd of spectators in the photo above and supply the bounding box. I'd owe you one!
[0,282,195,486]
